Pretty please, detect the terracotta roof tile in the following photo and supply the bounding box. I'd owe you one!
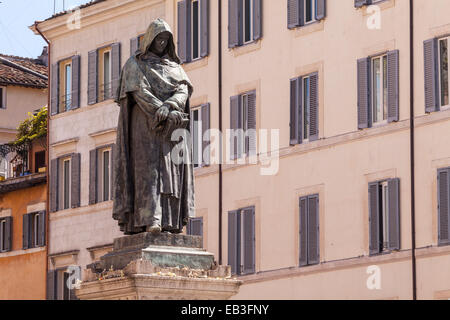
[0,54,48,89]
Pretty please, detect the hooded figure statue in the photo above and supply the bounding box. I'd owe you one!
[113,18,195,235]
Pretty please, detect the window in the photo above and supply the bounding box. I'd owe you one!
[89,146,115,205]
[230,91,256,160]
[51,56,80,116]
[50,154,81,212]
[23,211,45,249]
[130,34,145,56]
[290,73,319,145]
[0,217,12,253]
[437,168,450,246]
[299,194,319,266]
[34,151,46,173]
[187,217,203,236]
[228,0,262,48]
[357,50,399,129]
[372,54,388,124]
[228,206,255,276]
[288,0,326,29]
[59,60,72,113]
[0,86,6,109]
[439,37,449,108]
[368,179,400,255]
[177,0,209,63]
[190,104,210,167]
[47,266,81,300]
[0,156,7,179]
[98,47,112,102]
[98,148,112,202]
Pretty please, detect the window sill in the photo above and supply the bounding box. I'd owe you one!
[183,56,209,72]
[230,39,262,58]
[359,0,395,14]
[291,20,324,39]
[0,246,45,258]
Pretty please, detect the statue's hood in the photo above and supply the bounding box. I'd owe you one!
[137,18,180,64]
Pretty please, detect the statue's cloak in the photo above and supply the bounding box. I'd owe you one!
[112,19,195,234]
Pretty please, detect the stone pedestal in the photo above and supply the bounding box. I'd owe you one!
[76,233,242,300]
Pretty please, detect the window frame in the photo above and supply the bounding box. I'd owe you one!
[98,46,113,102]
[191,0,202,61]
[303,0,317,25]
[59,157,71,211]
[0,86,6,109]
[370,54,388,126]
[438,36,450,110]
[191,107,203,168]
[0,219,6,252]
[242,0,254,44]
[97,147,112,203]
[59,59,72,113]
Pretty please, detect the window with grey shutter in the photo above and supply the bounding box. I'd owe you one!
[316,0,326,21]
[201,103,211,166]
[51,63,59,115]
[187,217,203,236]
[309,72,319,141]
[387,50,399,122]
[130,37,139,56]
[357,57,371,129]
[307,195,320,264]
[23,213,31,250]
[71,153,81,209]
[287,0,300,29]
[38,211,46,247]
[388,178,400,251]
[50,158,59,212]
[200,0,210,57]
[290,77,302,145]
[178,0,191,63]
[424,38,439,113]
[438,168,450,245]
[228,210,240,275]
[369,182,380,255]
[89,149,98,205]
[228,0,241,48]
[230,95,241,160]
[111,43,121,100]
[242,207,255,275]
[71,55,81,110]
[47,270,57,300]
[3,217,12,252]
[252,0,262,41]
[87,50,98,105]
[246,91,257,156]
[299,197,308,266]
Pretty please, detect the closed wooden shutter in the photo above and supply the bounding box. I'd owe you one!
[287,0,300,29]
[307,195,320,265]
[230,95,241,160]
[71,55,81,110]
[438,168,450,245]
[71,153,81,209]
[369,182,380,255]
[46,270,57,300]
[22,213,31,250]
[130,37,139,56]
[388,178,400,250]
[228,0,241,48]
[38,211,46,247]
[89,149,98,205]
[178,0,191,63]
[242,207,255,275]
[200,0,210,57]
[50,158,59,213]
[201,103,210,166]
[357,57,371,129]
[228,210,240,275]
[246,91,257,156]
[309,72,319,141]
[51,63,59,115]
[252,0,262,41]
[316,0,327,20]
[299,197,308,266]
[87,50,98,105]
[4,216,12,252]
[111,43,121,100]
[387,50,399,122]
[424,38,439,113]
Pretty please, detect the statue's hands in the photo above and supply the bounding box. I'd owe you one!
[168,110,183,127]
[156,105,170,122]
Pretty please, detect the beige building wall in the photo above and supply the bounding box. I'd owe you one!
[36,0,450,299]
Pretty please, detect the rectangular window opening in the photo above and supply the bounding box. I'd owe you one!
[372,55,388,124]
[192,0,200,60]
[439,38,449,108]
[243,0,253,44]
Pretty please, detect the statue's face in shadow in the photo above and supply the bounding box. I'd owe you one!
[150,31,171,56]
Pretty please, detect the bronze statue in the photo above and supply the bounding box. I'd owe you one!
[113,19,195,235]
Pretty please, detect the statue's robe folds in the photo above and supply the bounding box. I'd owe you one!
[113,31,195,235]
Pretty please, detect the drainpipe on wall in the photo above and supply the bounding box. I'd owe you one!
[34,22,51,300]
[409,0,417,301]
[218,0,223,265]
